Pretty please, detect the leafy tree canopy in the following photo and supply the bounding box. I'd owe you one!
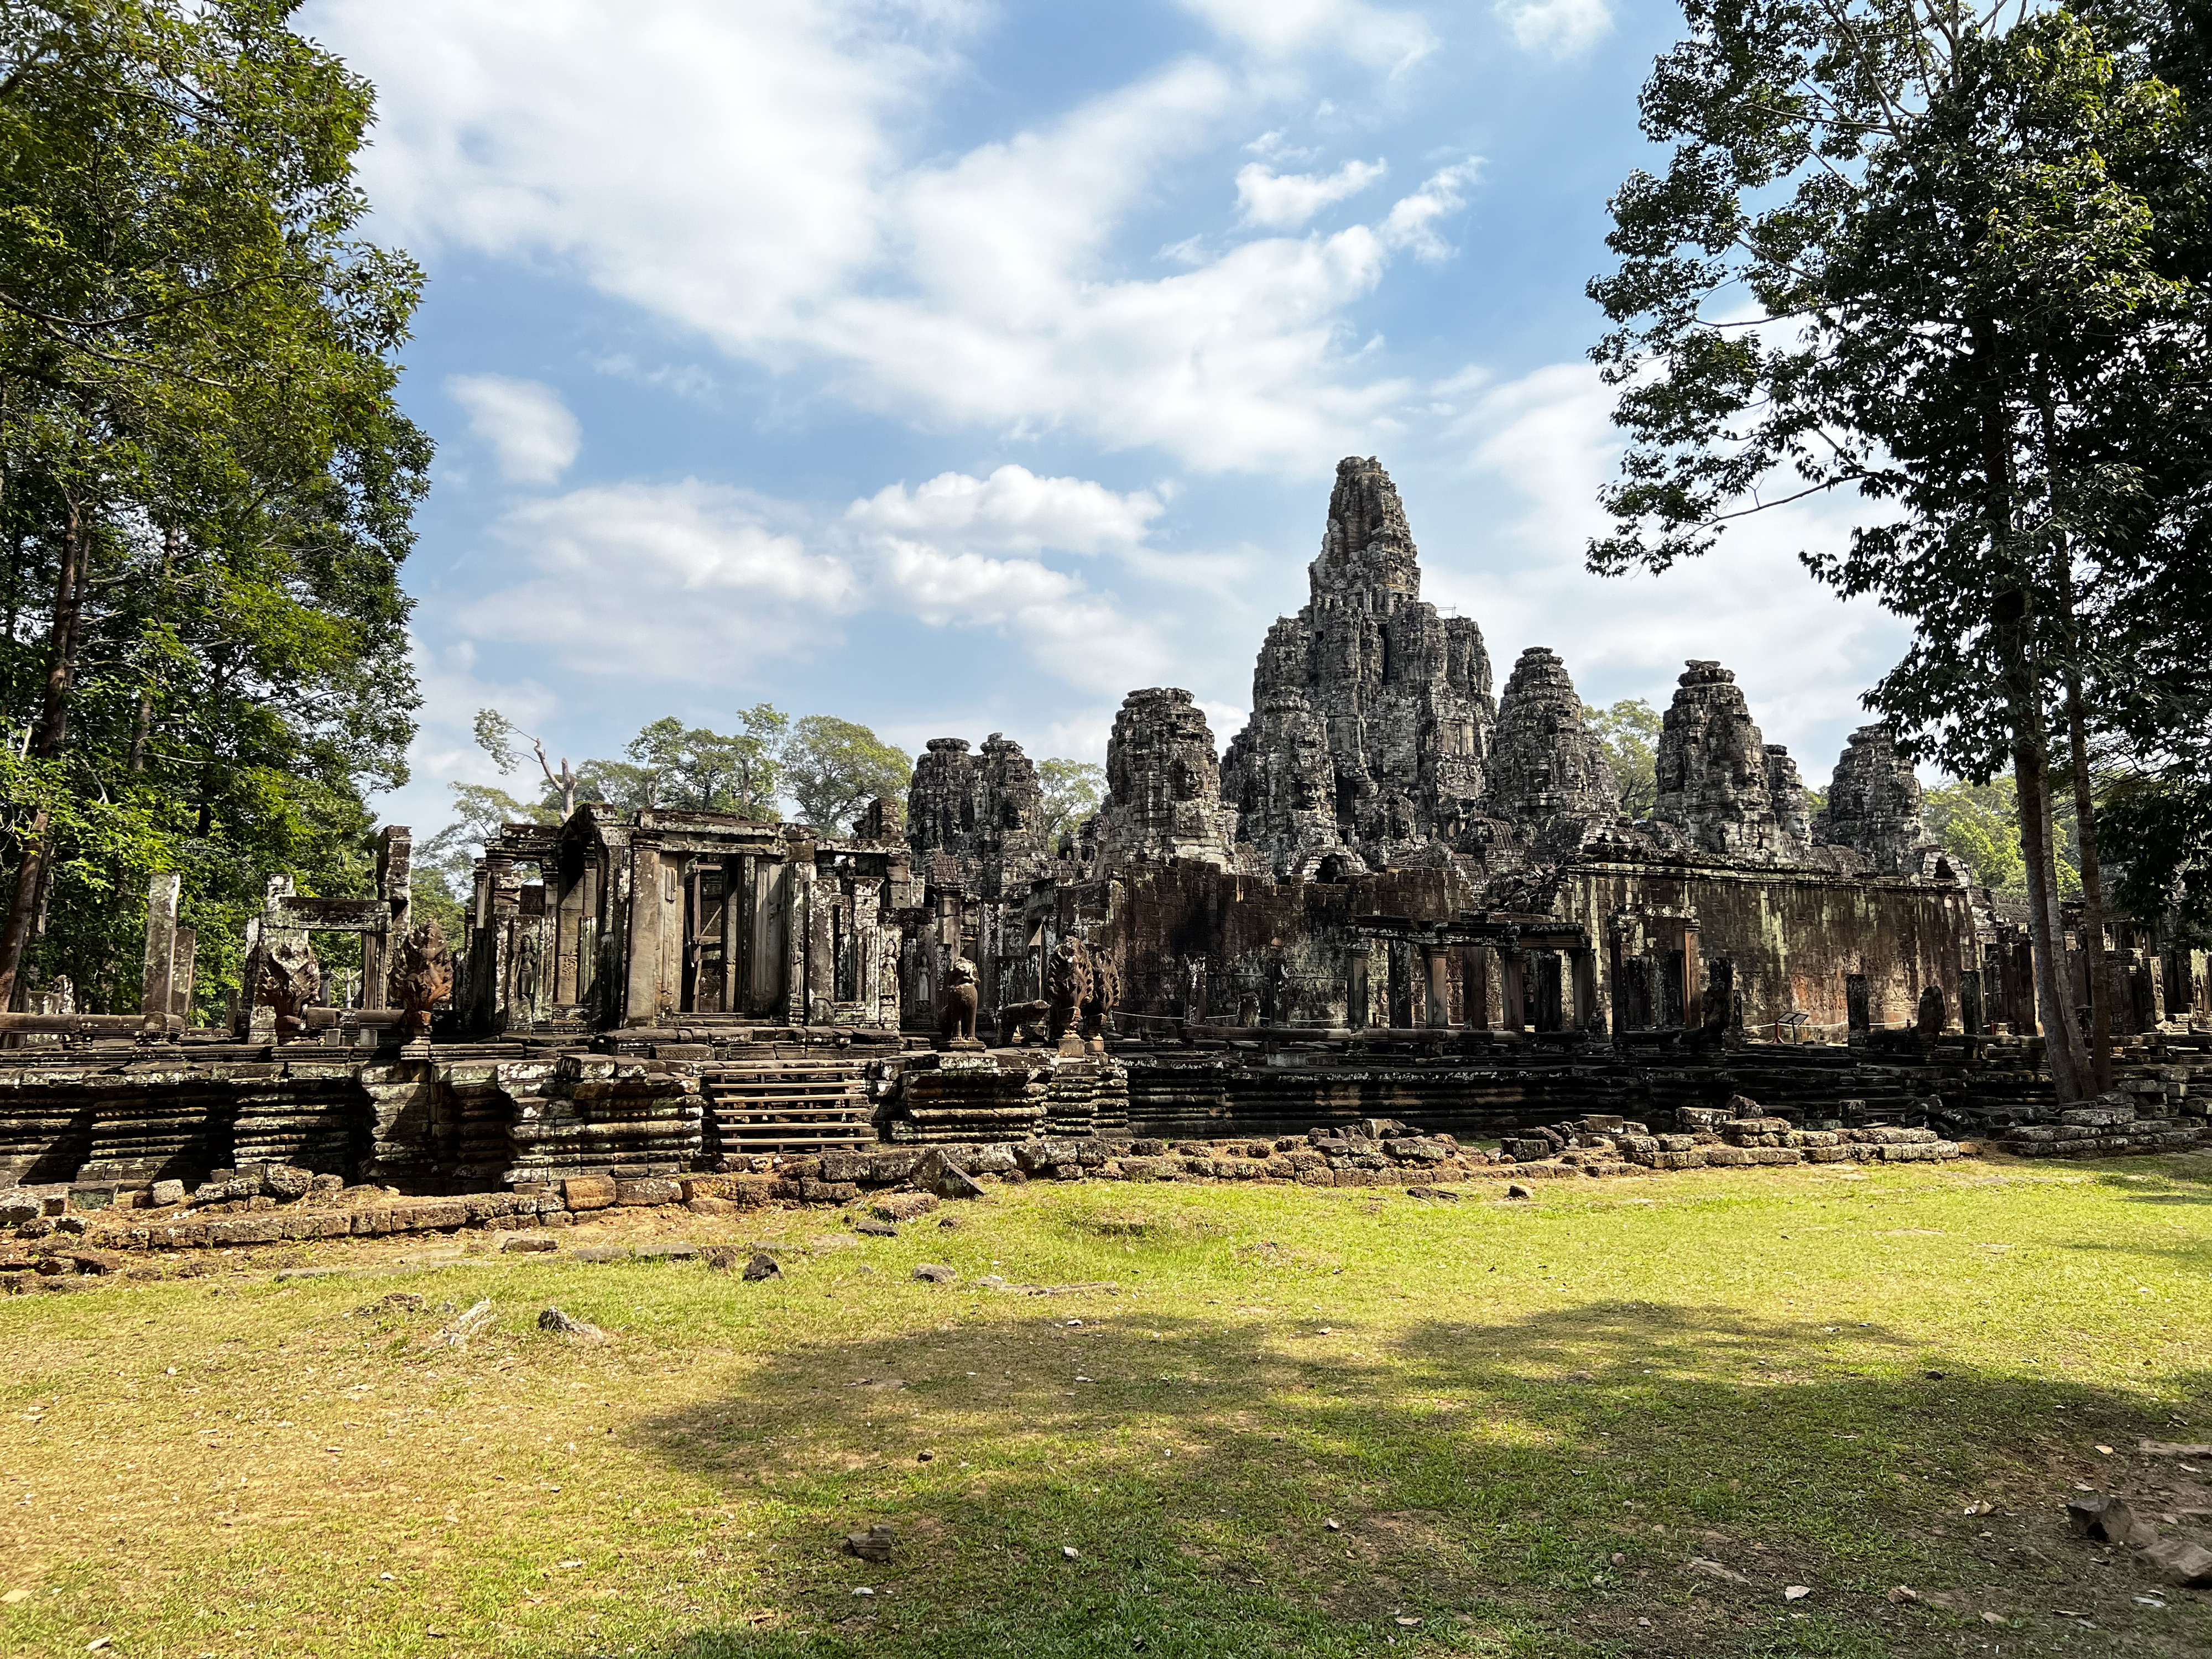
[1037,758,1105,849]
[0,0,431,1016]
[1588,699,1661,821]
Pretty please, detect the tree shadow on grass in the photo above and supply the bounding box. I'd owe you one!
[576,1292,2212,1659]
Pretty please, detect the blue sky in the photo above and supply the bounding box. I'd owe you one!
[301,0,1912,837]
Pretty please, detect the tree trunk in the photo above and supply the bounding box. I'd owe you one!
[1978,328,2084,1100]
[1998,586,2086,1100]
[127,525,181,774]
[2053,561,2113,1092]
[0,804,48,1013]
[0,498,89,1007]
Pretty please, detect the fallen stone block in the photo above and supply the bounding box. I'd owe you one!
[564,1175,617,1212]
[2067,1493,2136,1545]
[2142,1537,2212,1586]
[870,1192,940,1223]
[538,1306,606,1343]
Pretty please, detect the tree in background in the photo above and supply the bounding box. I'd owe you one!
[1588,699,1660,820]
[426,707,912,906]
[1037,758,1105,850]
[1588,4,2211,1098]
[781,715,911,836]
[0,1,430,1015]
[473,709,577,820]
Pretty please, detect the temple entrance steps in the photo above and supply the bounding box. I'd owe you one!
[700,1055,875,1161]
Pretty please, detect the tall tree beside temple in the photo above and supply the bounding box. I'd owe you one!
[1589,2,2212,1098]
[0,1,431,1014]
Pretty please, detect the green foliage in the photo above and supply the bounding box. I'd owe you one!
[782,713,911,836]
[0,0,431,1014]
[1037,757,1105,849]
[1589,4,2205,778]
[1924,779,2027,893]
[1923,776,2090,899]
[1587,698,1660,820]
[425,706,911,896]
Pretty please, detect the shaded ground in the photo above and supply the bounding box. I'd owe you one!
[2,1154,2209,1657]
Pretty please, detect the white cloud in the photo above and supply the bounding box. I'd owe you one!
[1176,0,1434,70]
[586,352,717,402]
[452,468,1175,696]
[446,374,582,484]
[844,466,1164,556]
[1494,0,1613,59]
[1379,159,1483,260]
[308,1,1473,474]
[1235,158,1389,229]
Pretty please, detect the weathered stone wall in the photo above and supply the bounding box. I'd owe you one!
[1554,858,1979,1030]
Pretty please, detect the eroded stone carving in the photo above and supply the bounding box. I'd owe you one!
[906,735,1051,900]
[1222,456,1494,875]
[1818,724,1946,877]
[256,934,322,1038]
[1651,661,1808,864]
[388,920,453,1041]
[936,956,980,1047]
[1479,646,1623,856]
[1086,689,1242,871]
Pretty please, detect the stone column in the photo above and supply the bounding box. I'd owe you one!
[1501,944,1527,1033]
[140,870,180,1018]
[1346,943,1370,1031]
[1461,945,1491,1031]
[1959,968,1985,1036]
[624,838,664,1024]
[722,854,747,1014]
[1425,944,1451,1029]
[1845,972,1870,1044]
[1680,921,1703,1030]
[170,928,196,1020]
[785,855,813,1025]
[1569,947,1599,1034]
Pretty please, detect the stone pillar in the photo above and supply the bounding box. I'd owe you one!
[1424,944,1450,1029]
[624,839,664,1025]
[170,928,196,1020]
[1570,947,1598,1034]
[1346,943,1370,1031]
[1502,946,1527,1033]
[576,858,600,1012]
[140,870,180,1018]
[722,854,747,1014]
[750,857,782,1017]
[1462,945,1491,1031]
[1680,922,1703,1030]
[1535,953,1564,1032]
[1845,972,1870,1044]
[1959,968,1985,1036]
[785,855,814,1025]
[366,826,411,1011]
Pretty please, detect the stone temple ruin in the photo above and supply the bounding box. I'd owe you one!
[3,457,2211,1257]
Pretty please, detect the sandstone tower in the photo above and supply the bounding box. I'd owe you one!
[1220,457,1495,875]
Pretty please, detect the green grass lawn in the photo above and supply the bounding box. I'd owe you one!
[4,1155,2211,1658]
